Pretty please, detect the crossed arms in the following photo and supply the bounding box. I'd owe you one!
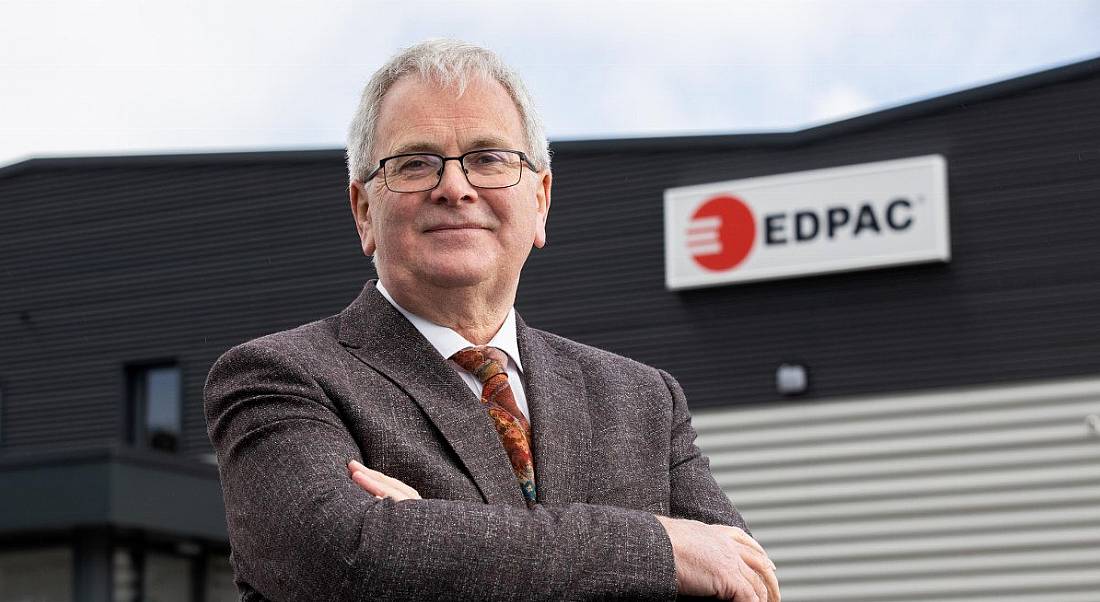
[205,339,778,601]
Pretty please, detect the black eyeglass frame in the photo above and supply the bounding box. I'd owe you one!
[363,148,539,193]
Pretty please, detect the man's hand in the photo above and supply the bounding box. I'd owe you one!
[656,516,780,602]
[347,459,422,501]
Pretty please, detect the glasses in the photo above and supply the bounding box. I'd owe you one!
[364,148,537,193]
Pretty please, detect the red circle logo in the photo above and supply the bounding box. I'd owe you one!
[687,195,756,271]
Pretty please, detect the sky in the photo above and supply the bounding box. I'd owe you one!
[1,0,1099,168]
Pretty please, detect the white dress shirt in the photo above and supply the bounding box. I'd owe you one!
[376,281,530,421]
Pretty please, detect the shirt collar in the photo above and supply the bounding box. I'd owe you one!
[376,280,523,372]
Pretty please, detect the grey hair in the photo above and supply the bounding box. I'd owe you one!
[346,39,551,183]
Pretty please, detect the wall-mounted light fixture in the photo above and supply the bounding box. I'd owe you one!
[776,363,808,396]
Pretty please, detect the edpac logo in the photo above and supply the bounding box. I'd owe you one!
[686,194,915,273]
[664,155,950,290]
[686,195,756,271]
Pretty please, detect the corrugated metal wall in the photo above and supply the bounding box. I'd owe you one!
[695,377,1100,601]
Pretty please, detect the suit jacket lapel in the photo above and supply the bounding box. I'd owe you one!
[337,282,525,506]
[518,317,593,504]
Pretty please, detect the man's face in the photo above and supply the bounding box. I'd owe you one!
[350,75,551,293]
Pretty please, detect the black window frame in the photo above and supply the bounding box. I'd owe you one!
[125,361,183,454]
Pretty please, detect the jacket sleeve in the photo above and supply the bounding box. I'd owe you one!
[658,369,750,533]
[205,340,679,601]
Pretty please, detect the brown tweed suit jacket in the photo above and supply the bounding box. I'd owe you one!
[204,281,745,601]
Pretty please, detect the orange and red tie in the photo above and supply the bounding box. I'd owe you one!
[451,346,536,504]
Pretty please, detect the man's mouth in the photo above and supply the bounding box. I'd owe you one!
[424,224,488,233]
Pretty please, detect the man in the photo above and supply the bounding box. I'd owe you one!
[205,39,778,601]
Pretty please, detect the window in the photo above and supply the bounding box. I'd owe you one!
[127,364,182,453]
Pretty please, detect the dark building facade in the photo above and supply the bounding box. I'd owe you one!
[2,57,1099,600]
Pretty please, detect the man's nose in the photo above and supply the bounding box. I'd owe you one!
[430,159,477,204]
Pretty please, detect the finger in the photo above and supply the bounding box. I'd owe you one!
[738,545,777,581]
[348,460,421,499]
[753,556,780,602]
[731,565,761,602]
[348,460,417,497]
[735,544,779,601]
[752,565,779,602]
[739,559,767,602]
[724,526,767,559]
[351,466,421,501]
[347,464,405,500]
[722,526,768,558]
[351,469,412,501]
[734,543,772,576]
[359,466,421,499]
[350,469,387,497]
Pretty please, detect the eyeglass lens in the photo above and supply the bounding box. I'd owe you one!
[384,150,524,192]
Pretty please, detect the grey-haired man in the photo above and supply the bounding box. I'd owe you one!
[205,39,778,601]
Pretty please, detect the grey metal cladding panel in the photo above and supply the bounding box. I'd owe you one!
[692,379,1100,601]
[109,459,227,539]
[0,461,112,531]
[0,158,375,454]
[1,164,355,294]
[517,74,1100,408]
[0,452,226,539]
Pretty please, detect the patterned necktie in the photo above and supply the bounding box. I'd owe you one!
[451,346,536,504]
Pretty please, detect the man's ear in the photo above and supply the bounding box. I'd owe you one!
[533,169,552,249]
[349,180,376,256]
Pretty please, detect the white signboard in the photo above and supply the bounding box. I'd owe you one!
[664,155,950,290]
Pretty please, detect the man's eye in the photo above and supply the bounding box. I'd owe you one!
[394,157,438,173]
[469,151,508,165]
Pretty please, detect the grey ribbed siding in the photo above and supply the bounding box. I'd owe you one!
[692,377,1100,602]
[1,60,1099,461]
